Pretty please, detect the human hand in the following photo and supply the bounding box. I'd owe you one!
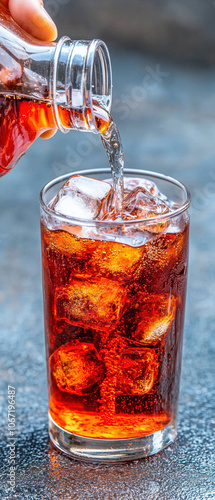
[1,0,58,138]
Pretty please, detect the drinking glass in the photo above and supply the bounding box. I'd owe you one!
[40,168,190,462]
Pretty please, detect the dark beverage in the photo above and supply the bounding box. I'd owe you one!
[41,174,189,440]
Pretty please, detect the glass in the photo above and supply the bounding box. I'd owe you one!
[0,6,112,175]
[40,168,190,462]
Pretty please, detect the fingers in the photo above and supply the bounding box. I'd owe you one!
[8,0,58,41]
[40,130,57,139]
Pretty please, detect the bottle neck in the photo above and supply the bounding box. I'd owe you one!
[52,37,112,133]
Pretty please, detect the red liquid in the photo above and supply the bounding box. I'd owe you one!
[41,216,189,439]
[0,95,109,175]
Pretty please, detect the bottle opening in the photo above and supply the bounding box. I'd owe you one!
[53,38,112,133]
[85,40,112,133]
[91,41,112,112]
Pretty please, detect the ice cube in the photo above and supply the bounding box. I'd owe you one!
[123,177,159,196]
[104,177,159,197]
[116,348,158,395]
[90,238,145,278]
[43,225,88,256]
[139,228,188,279]
[134,294,177,344]
[121,186,170,233]
[50,341,106,395]
[51,175,113,220]
[42,225,99,283]
[101,186,169,228]
[54,277,127,331]
[122,186,169,220]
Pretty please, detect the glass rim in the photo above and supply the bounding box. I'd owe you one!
[39,168,191,226]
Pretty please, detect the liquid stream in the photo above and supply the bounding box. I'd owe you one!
[101,118,124,214]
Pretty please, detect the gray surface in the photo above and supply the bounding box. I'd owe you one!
[0,48,215,499]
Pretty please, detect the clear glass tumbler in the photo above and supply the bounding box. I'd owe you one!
[40,168,190,462]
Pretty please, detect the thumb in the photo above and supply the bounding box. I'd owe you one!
[8,0,58,41]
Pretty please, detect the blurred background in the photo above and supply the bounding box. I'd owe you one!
[0,1,215,497]
[54,0,215,64]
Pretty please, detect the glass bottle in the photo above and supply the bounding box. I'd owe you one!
[0,6,112,175]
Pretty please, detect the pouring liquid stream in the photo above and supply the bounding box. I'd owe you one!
[100,117,124,215]
[91,102,124,215]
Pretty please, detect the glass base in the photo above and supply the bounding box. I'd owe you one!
[49,414,176,462]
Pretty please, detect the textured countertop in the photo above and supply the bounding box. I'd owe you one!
[0,49,215,499]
